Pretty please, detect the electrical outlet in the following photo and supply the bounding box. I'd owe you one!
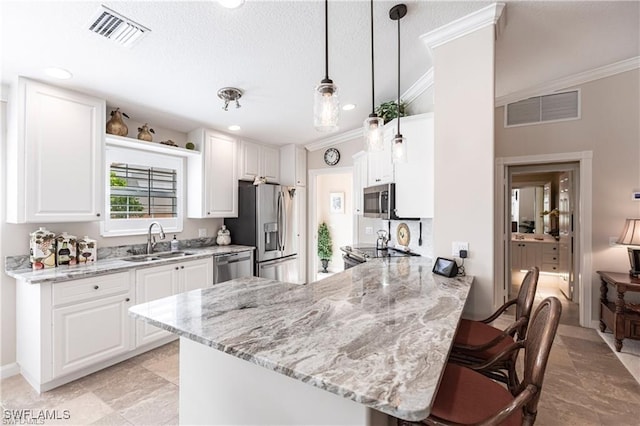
[452,241,469,257]
[198,228,207,237]
[365,227,373,235]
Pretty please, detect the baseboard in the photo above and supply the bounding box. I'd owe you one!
[590,320,600,330]
[1,362,20,379]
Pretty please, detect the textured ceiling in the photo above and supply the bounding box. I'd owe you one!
[2,1,638,146]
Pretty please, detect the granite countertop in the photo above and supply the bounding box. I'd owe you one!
[511,233,558,242]
[5,245,254,284]
[129,256,474,421]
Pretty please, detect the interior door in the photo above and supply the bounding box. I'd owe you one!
[558,172,573,299]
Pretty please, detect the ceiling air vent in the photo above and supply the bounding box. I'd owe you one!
[505,90,580,127]
[88,5,150,48]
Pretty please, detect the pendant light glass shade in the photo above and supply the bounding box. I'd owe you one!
[364,114,384,151]
[314,0,339,132]
[314,78,340,132]
[392,134,407,163]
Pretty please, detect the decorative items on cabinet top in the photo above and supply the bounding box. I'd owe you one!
[106,108,129,136]
[106,134,200,158]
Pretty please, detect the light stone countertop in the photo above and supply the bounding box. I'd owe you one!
[129,256,474,421]
[5,245,254,284]
[511,233,558,243]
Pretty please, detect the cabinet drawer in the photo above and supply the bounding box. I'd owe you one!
[542,244,559,254]
[53,272,130,306]
[542,252,559,264]
[542,263,559,273]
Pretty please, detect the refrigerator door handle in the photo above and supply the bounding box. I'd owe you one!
[281,192,287,252]
[277,191,284,250]
[259,256,296,269]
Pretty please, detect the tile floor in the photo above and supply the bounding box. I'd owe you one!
[2,313,640,425]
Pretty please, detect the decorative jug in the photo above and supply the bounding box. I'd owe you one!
[77,236,97,263]
[216,226,231,246]
[29,227,56,270]
[56,232,78,266]
[106,108,129,136]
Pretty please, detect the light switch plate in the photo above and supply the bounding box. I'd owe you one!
[452,241,469,257]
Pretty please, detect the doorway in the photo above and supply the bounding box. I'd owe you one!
[308,167,353,283]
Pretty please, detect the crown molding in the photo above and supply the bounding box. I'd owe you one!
[495,56,640,107]
[420,3,505,51]
[304,127,363,152]
[404,67,433,105]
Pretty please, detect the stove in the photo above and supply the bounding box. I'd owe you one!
[340,245,418,269]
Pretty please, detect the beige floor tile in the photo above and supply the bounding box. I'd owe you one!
[90,411,133,425]
[46,392,113,425]
[142,353,179,385]
[117,383,178,425]
[127,341,179,366]
[0,374,87,411]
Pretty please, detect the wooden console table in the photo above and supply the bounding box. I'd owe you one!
[598,271,640,352]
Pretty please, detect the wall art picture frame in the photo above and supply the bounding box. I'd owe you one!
[330,192,344,214]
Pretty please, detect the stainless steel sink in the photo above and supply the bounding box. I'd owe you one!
[121,251,196,262]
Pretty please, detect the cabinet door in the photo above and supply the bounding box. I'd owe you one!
[352,152,367,216]
[13,78,105,223]
[135,265,179,347]
[367,144,393,187]
[295,147,307,186]
[206,134,238,217]
[510,241,522,270]
[239,140,261,180]
[262,146,280,183]
[394,115,434,218]
[181,258,214,292]
[294,188,306,284]
[52,292,132,378]
[521,243,542,270]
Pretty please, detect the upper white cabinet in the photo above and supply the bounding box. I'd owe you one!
[352,151,367,216]
[367,138,394,186]
[239,140,280,183]
[7,78,105,223]
[280,144,307,186]
[393,113,434,218]
[187,128,238,218]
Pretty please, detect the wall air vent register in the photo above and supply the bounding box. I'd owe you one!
[505,90,580,127]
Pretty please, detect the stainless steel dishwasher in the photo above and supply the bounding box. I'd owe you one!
[213,251,254,284]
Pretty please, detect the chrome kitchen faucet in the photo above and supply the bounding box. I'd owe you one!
[147,222,166,254]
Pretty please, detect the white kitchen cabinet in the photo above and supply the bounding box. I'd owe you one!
[239,140,280,183]
[511,241,542,271]
[135,258,212,346]
[367,140,394,187]
[352,151,367,216]
[294,187,307,284]
[393,113,434,218]
[7,77,105,223]
[280,144,307,186]
[541,242,560,273]
[187,128,238,218]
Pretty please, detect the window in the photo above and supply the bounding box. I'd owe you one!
[102,145,184,237]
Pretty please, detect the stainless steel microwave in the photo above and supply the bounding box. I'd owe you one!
[363,183,397,220]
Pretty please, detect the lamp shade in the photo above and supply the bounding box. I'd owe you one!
[364,115,384,151]
[392,134,407,163]
[616,219,640,246]
[314,79,339,132]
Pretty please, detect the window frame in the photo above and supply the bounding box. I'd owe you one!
[101,144,185,237]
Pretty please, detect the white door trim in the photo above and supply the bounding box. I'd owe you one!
[308,167,353,284]
[496,151,593,328]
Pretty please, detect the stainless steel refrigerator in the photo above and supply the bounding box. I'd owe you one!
[224,182,298,283]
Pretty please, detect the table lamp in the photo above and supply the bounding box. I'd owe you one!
[616,218,640,278]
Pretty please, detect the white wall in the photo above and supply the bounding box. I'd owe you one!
[433,25,496,319]
[307,137,364,170]
[316,173,353,273]
[496,69,640,318]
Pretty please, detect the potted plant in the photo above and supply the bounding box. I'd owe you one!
[375,100,407,124]
[317,222,333,273]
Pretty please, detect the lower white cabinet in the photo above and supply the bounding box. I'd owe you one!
[15,257,213,392]
[135,258,213,346]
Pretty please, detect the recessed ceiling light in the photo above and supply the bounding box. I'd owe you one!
[44,67,73,80]
[228,125,241,131]
[342,104,356,111]
[218,0,245,9]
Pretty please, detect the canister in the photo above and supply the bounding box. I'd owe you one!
[29,227,56,270]
[56,232,78,266]
[77,236,97,264]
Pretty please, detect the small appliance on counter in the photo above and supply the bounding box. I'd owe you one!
[376,230,389,250]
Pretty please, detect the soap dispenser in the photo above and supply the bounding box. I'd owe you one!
[170,235,179,252]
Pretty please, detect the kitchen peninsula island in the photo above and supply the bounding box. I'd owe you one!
[129,256,473,425]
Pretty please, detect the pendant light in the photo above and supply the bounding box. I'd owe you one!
[363,0,384,151]
[314,0,339,132]
[390,4,407,163]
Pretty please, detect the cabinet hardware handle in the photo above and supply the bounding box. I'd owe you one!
[181,266,184,269]
[96,213,101,217]
[175,267,179,270]
[125,298,130,302]
[94,285,99,290]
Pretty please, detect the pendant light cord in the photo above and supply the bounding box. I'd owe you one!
[396,13,401,135]
[370,0,375,114]
[325,0,329,80]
